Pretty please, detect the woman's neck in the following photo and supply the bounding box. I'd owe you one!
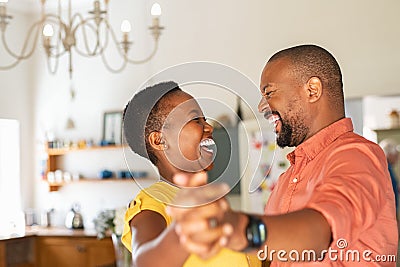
[156,161,178,184]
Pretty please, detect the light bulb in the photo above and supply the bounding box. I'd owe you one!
[42,24,54,37]
[151,3,161,16]
[120,20,131,33]
[0,0,9,3]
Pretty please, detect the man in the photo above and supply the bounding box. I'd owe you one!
[169,45,398,266]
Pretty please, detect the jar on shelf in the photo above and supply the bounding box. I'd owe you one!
[389,109,400,128]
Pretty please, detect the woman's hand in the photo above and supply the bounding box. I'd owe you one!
[167,172,233,259]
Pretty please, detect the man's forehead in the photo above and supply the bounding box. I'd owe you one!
[265,58,289,72]
[261,59,291,81]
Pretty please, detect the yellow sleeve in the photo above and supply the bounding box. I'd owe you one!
[121,182,261,267]
[121,189,172,252]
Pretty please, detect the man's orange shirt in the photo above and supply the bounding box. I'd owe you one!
[265,118,398,266]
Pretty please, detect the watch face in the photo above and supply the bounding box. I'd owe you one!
[246,215,267,248]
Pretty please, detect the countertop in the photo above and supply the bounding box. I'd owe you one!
[0,226,99,241]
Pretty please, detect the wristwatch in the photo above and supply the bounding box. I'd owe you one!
[245,214,267,249]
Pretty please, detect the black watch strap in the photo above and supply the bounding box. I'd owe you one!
[245,214,267,249]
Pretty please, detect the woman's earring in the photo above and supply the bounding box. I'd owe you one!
[160,140,168,150]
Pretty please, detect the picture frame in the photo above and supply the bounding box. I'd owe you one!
[102,111,123,145]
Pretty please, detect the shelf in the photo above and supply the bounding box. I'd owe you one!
[44,144,132,192]
[372,127,400,133]
[48,178,135,185]
[46,178,136,192]
[46,144,127,156]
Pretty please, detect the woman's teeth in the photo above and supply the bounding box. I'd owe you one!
[200,138,216,153]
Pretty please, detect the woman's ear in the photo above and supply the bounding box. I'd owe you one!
[148,131,167,151]
[307,77,323,103]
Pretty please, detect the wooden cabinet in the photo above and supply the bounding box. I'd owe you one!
[36,236,115,267]
[0,236,36,267]
[44,145,129,191]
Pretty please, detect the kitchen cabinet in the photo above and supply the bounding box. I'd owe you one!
[36,236,115,267]
[44,145,130,191]
[0,236,36,267]
[372,127,400,143]
[372,127,400,175]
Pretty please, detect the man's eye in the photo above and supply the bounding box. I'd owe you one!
[264,90,275,99]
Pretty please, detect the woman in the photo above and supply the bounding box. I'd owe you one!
[121,81,261,267]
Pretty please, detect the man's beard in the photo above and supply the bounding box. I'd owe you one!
[276,117,308,148]
[276,120,294,148]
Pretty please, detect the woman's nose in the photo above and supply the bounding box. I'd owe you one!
[204,121,213,134]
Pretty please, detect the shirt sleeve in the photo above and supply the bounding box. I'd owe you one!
[121,190,171,252]
[306,143,392,244]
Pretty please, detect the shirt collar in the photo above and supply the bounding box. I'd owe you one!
[287,118,354,165]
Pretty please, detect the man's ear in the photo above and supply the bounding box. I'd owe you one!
[148,131,166,151]
[307,77,323,103]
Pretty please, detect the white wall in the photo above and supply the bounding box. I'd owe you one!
[0,0,400,227]
[363,96,400,131]
[0,11,35,211]
[153,0,400,98]
[362,95,400,144]
[345,98,364,135]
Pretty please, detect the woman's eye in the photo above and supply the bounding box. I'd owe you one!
[192,117,207,123]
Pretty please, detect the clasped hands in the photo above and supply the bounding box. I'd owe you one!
[167,172,243,259]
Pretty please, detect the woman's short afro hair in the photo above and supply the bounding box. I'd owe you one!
[123,81,181,164]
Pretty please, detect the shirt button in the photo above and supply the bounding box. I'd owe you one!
[292,178,298,183]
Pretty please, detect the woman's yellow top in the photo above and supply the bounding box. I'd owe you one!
[122,181,261,267]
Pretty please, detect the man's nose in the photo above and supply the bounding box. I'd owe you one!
[258,97,268,113]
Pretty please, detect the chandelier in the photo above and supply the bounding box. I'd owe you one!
[0,0,164,76]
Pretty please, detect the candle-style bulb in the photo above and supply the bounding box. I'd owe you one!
[120,20,131,33]
[42,24,54,37]
[151,3,161,16]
